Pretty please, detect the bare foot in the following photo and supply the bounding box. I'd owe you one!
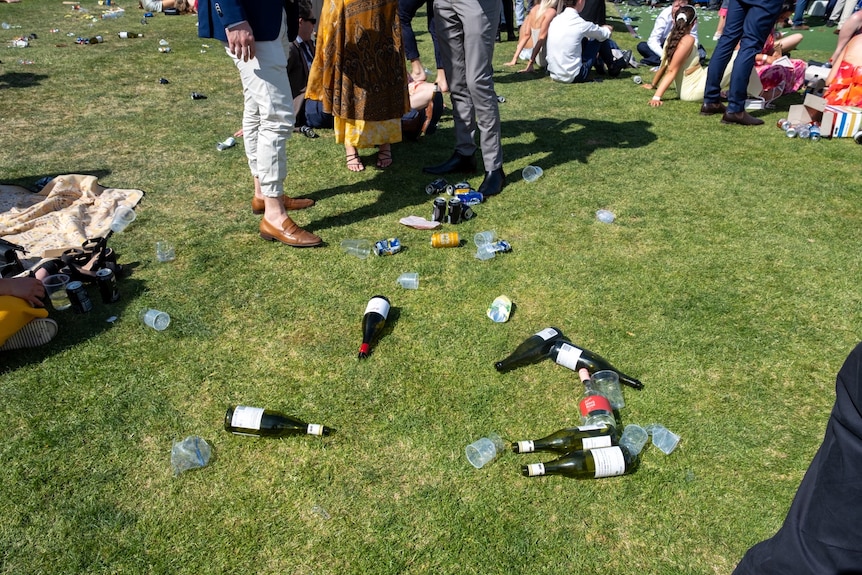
[346,146,364,172]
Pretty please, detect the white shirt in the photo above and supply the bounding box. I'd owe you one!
[546,7,611,83]
[647,5,699,57]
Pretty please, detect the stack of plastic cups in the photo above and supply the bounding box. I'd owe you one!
[474,230,497,260]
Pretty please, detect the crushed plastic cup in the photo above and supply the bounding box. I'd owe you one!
[170,436,211,475]
[465,433,506,468]
[473,230,497,247]
[156,241,175,263]
[396,272,419,289]
[486,295,512,322]
[340,239,372,259]
[522,165,543,183]
[645,423,680,455]
[110,206,136,233]
[140,308,170,331]
[217,136,236,151]
[596,209,615,224]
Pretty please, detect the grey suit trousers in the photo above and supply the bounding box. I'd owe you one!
[434,0,503,172]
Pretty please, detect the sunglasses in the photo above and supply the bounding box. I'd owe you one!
[303,17,317,24]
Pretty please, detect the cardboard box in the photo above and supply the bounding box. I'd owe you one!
[824,104,862,137]
[787,93,825,127]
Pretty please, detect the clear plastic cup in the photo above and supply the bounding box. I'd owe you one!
[473,230,497,247]
[396,272,419,289]
[465,433,506,468]
[522,165,543,183]
[340,239,371,259]
[596,209,615,224]
[592,370,625,409]
[140,308,170,331]
[475,243,496,261]
[156,241,175,262]
[619,424,649,456]
[42,274,71,311]
[646,423,681,455]
[110,206,137,233]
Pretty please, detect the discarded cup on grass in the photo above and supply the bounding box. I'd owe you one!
[465,433,506,468]
[475,243,497,261]
[170,436,212,475]
[474,230,497,247]
[140,308,170,331]
[645,423,681,455]
[156,241,175,262]
[596,209,615,224]
[486,295,512,322]
[592,369,625,409]
[620,424,649,456]
[633,75,643,84]
[110,206,136,233]
[340,239,372,259]
[216,136,236,151]
[396,272,419,289]
[522,165,543,183]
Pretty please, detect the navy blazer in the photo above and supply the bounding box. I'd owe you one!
[198,0,298,44]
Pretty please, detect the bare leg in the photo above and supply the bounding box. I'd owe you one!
[346,144,364,172]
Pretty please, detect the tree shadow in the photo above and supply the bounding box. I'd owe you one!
[301,115,656,232]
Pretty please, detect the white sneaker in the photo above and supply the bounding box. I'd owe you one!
[0,318,58,351]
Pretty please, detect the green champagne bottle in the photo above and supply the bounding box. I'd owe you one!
[511,423,615,454]
[521,424,647,479]
[548,340,644,390]
[494,327,568,372]
[224,405,332,437]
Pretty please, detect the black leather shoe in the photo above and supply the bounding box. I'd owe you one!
[477,168,505,197]
[423,152,477,175]
[700,102,727,115]
[721,111,764,126]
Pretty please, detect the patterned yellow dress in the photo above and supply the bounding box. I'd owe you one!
[307,0,409,148]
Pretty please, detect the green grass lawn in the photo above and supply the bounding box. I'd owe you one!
[0,2,860,574]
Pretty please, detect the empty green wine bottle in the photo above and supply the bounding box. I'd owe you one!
[577,368,616,430]
[548,340,644,390]
[494,327,568,372]
[224,405,332,437]
[522,424,648,479]
[511,423,615,454]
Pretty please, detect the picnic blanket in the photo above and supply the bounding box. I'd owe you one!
[0,174,144,269]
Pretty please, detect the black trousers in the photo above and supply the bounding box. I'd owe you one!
[732,342,862,574]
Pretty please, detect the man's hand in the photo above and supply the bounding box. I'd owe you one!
[226,21,255,62]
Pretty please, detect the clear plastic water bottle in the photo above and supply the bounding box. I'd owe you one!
[797,124,811,139]
[808,124,821,142]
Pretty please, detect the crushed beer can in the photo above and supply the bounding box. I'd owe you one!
[425,178,448,195]
[373,237,402,256]
[445,181,472,195]
[455,191,483,206]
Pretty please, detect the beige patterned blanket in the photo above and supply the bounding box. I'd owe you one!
[0,174,144,269]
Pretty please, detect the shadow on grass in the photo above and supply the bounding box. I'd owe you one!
[302,116,656,233]
[0,71,49,90]
[2,169,114,192]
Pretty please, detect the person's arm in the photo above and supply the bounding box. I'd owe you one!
[507,13,534,65]
[0,277,45,308]
[646,35,694,106]
[522,9,557,72]
[647,8,671,56]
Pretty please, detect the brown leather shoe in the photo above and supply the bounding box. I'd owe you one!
[259,217,322,247]
[721,110,764,126]
[700,102,727,115]
[251,196,315,214]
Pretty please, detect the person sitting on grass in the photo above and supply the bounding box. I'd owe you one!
[642,6,758,106]
[823,33,862,106]
[0,277,58,353]
[750,4,807,103]
[504,0,561,73]
[139,0,196,13]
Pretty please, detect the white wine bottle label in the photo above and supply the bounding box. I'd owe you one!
[582,435,613,450]
[554,342,583,370]
[576,424,605,432]
[517,440,535,453]
[307,424,323,436]
[536,327,559,340]
[365,297,390,318]
[525,463,545,476]
[591,446,626,478]
[231,405,264,430]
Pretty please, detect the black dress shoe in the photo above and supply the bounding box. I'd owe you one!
[423,152,477,175]
[721,111,764,126]
[700,102,727,115]
[477,168,505,197]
